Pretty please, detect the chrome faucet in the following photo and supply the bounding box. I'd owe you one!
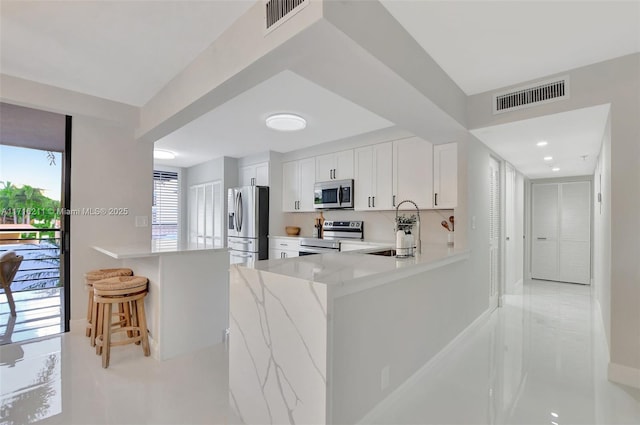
[395,199,421,255]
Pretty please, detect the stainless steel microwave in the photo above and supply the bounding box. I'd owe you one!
[314,179,354,209]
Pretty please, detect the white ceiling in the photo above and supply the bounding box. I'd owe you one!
[0,0,254,106]
[380,0,640,95]
[471,104,610,179]
[1,1,637,174]
[154,70,394,167]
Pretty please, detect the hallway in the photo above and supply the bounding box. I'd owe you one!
[0,280,638,424]
[367,280,640,424]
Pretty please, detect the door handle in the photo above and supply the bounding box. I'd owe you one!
[368,196,371,207]
[237,192,243,232]
[392,195,396,207]
[435,193,438,206]
[338,185,343,205]
[372,196,375,208]
[506,237,510,241]
[537,237,547,240]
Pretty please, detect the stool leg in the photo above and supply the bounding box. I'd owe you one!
[135,298,150,357]
[86,286,93,337]
[95,302,103,353]
[102,302,112,368]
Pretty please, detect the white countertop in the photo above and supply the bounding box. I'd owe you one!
[93,240,227,259]
[243,243,469,294]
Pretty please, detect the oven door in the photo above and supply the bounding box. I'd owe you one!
[299,246,338,256]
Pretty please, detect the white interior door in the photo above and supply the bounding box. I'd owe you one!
[505,164,516,291]
[489,157,501,309]
[532,183,559,281]
[531,181,591,284]
[559,181,591,284]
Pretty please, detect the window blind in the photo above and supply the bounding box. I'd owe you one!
[152,170,179,241]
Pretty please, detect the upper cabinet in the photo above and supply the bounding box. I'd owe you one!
[282,158,316,212]
[315,150,354,182]
[433,143,458,209]
[393,137,434,210]
[354,142,393,210]
[240,161,269,186]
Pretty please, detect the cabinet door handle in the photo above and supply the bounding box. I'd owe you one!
[537,237,547,240]
[392,195,396,207]
[368,196,371,207]
[372,196,375,208]
[506,237,510,241]
[434,193,438,206]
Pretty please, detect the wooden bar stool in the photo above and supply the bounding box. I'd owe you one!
[85,268,133,346]
[93,276,150,368]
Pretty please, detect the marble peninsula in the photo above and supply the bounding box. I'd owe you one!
[229,244,470,424]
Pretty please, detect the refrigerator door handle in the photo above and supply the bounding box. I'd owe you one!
[237,192,243,232]
[233,193,238,232]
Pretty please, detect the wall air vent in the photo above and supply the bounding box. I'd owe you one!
[493,76,569,114]
[265,0,309,33]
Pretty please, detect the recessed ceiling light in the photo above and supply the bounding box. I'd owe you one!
[266,113,307,131]
[537,141,548,147]
[544,156,553,161]
[154,150,175,160]
[552,167,560,172]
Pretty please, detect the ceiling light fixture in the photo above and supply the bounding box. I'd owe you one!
[552,167,560,172]
[544,156,553,161]
[265,113,307,131]
[537,141,548,147]
[154,150,176,160]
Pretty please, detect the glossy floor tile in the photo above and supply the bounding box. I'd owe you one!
[366,280,640,424]
[1,280,638,424]
[0,288,63,346]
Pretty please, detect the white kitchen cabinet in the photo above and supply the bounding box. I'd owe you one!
[282,158,316,212]
[393,137,434,209]
[315,150,354,182]
[433,143,457,208]
[355,142,393,210]
[240,161,269,186]
[269,237,300,259]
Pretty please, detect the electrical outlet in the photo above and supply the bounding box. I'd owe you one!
[135,216,148,227]
[381,365,390,391]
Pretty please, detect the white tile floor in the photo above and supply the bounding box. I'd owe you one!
[1,280,639,424]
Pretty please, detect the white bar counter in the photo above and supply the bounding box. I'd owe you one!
[93,241,229,361]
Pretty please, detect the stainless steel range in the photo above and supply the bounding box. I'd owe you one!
[299,221,363,256]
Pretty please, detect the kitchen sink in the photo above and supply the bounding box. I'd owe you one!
[366,249,396,257]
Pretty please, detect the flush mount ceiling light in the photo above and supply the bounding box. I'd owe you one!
[552,167,560,172]
[265,113,306,131]
[537,141,548,147]
[544,156,553,161]
[154,150,176,160]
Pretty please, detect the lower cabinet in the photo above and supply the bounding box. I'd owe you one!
[269,237,300,259]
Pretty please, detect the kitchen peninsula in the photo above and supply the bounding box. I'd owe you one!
[229,244,470,424]
[93,241,229,361]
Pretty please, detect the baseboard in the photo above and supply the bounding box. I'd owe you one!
[69,318,85,333]
[357,307,494,424]
[608,362,640,389]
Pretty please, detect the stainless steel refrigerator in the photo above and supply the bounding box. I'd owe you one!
[227,185,269,265]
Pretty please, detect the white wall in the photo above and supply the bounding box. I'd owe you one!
[0,75,152,323]
[468,53,640,383]
[594,115,612,348]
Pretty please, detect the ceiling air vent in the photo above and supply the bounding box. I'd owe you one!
[265,0,309,33]
[493,76,569,114]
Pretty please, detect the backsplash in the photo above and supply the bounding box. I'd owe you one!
[281,209,455,245]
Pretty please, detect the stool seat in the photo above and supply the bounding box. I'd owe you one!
[94,276,147,292]
[85,268,133,284]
